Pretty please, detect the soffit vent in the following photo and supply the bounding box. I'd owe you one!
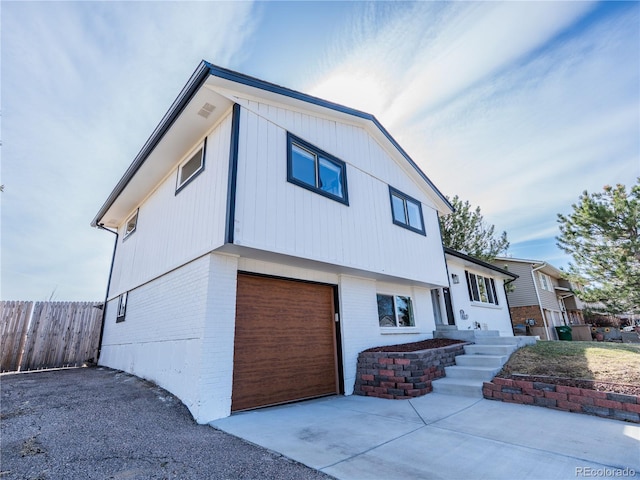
[197,102,216,118]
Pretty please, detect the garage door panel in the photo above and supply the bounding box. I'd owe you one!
[232,274,338,412]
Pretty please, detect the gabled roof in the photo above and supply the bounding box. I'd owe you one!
[92,61,453,228]
[445,248,518,279]
[495,256,565,278]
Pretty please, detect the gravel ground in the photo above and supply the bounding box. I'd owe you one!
[0,367,334,480]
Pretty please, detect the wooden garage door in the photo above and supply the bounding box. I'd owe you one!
[232,274,338,411]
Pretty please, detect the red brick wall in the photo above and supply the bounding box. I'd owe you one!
[354,343,467,400]
[510,306,544,327]
[483,378,640,423]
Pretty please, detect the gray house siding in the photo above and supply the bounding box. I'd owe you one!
[495,261,537,307]
[537,272,562,310]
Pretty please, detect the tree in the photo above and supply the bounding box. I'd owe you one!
[556,179,640,315]
[439,195,509,262]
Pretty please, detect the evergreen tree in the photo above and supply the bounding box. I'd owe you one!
[439,195,509,262]
[556,179,640,314]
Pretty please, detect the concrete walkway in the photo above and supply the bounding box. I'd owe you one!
[212,394,640,480]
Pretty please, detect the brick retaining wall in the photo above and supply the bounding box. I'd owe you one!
[483,377,640,423]
[354,343,467,399]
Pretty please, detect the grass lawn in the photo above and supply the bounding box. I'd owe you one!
[500,341,640,386]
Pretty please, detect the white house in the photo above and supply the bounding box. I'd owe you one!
[434,248,517,338]
[92,62,457,423]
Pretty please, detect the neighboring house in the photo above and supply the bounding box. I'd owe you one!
[91,62,455,423]
[434,248,517,337]
[493,257,585,340]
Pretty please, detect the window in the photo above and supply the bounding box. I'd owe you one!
[123,210,138,239]
[287,132,349,205]
[465,271,499,305]
[176,140,206,193]
[377,294,415,327]
[539,272,552,291]
[388,186,425,235]
[116,292,128,323]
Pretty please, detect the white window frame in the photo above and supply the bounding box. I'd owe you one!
[176,140,206,193]
[539,272,553,291]
[465,271,499,306]
[116,292,128,323]
[377,293,416,328]
[123,210,138,239]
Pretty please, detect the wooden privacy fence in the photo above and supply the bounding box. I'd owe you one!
[1,301,103,373]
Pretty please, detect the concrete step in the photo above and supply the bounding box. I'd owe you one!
[473,336,520,345]
[434,324,458,331]
[444,365,500,380]
[464,344,517,356]
[431,377,484,398]
[473,336,538,348]
[455,354,508,368]
[473,330,500,337]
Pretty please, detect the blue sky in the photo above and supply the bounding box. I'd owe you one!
[2,1,638,301]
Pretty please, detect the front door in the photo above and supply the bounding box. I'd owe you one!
[443,288,455,325]
[431,289,444,325]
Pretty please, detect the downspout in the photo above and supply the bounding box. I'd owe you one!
[531,263,550,340]
[503,276,517,336]
[96,223,118,363]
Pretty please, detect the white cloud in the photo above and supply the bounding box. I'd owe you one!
[1,2,257,300]
[308,2,638,262]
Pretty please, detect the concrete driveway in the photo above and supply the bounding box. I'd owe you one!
[212,393,640,480]
[1,367,332,480]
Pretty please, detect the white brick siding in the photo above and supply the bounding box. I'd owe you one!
[99,253,239,423]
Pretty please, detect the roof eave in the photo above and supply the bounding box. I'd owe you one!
[92,61,454,227]
[205,63,453,213]
[91,61,212,227]
[444,247,518,279]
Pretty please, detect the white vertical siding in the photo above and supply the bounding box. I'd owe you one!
[232,101,447,286]
[109,112,232,296]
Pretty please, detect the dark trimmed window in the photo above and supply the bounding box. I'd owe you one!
[123,210,138,239]
[176,139,206,194]
[388,186,425,235]
[116,292,128,323]
[465,271,499,305]
[377,294,415,327]
[287,132,349,205]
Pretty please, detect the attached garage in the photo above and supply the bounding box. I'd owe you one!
[231,273,341,411]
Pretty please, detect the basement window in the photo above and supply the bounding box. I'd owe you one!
[116,292,128,323]
[287,132,349,205]
[377,294,415,328]
[388,186,425,235]
[176,139,206,193]
[123,210,138,239]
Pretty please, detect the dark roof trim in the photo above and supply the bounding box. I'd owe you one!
[444,247,518,279]
[204,62,452,211]
[91,62,212,227]
[92,61,453,226]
